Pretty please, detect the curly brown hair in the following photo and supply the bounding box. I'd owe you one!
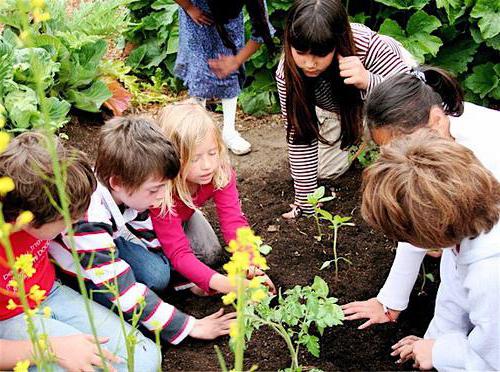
[0,132,96,227]
[361,129,500,248]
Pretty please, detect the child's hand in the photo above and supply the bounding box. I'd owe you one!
[185,4,213,26]
[50,334,122,372]
[337,54,369,90]
[391,335,421,364]
[208,55,241,79]
[412,338,435,370]
[247,266,276,294]
[341,297,400,329]
[189,308,237,340]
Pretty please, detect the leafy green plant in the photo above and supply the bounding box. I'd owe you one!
[349,141,380,168]
[0,0,133,132]
[318,211,354,277]
[245,276,344,371]
[306,186,335,241]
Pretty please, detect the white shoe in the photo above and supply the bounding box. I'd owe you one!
[223,131,252,155]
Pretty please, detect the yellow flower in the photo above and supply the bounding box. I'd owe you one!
[248,277,261,289]
[222,291,236,305]
[6,299,17,310]
[0,116,5,129]
[150,320,162,330]
[33,9,50,22]
[15,211,34,228]
[19,31,30,43]
[13,253,36,278]
[0,176,14,195]
[232,251,250,270]
[43,306,51,318]
[28,285,46,305]
[8,279,18,288]
[13,360,30,372]
[30,0,45,8]
[229,322,239,338]
[253,255,269,270]
[0,131,9,152]
[251,288,267,303]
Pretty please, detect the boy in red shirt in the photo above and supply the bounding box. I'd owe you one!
[0,132,160,371]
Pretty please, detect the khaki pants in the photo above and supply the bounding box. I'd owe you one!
[317,107,351,180]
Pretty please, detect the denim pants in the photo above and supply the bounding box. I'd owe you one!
[0,281,160,371]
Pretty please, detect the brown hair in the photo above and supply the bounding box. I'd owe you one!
[0,132,96,227]
[365,66,464,135]
[361,129,500,248]
[95,116,180,191]
[283,0,362,148]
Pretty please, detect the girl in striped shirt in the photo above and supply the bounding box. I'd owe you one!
[276,0,413,218]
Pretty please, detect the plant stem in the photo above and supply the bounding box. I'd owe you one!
[333,227,339,278]
[234,275,246,371]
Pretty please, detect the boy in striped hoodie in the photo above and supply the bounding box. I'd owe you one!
[50,116,235,345]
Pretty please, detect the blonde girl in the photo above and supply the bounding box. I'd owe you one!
[150,102,275,294]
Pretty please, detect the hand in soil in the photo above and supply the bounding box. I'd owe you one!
[189,308,237,340]
[282,204,301,219]
[411,338,434,370]
[190,285,211,297]
[247,265,276,294]
[341,297,400,329]
[391,335,421,364]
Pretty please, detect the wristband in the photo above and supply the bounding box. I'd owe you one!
[383,304,397,323]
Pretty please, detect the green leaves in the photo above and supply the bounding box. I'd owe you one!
[67,80,113,112]
[380,10,442,63]
[431,37,479,75]
[464,63,500,100]
[374,0,429,10]
[470,0,500,40]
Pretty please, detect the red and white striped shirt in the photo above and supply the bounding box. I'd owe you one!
[276,23,411,213]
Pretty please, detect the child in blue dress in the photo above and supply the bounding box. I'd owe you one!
[174,0,274,155]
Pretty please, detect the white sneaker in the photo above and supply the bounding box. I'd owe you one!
[223,131,252,155]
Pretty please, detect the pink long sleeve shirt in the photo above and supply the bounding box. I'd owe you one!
[150,170,249,293]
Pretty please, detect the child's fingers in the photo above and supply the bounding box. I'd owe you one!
[221,312,237,321]
[392,335,419,349]
[358,319,375,330]
[207,308,225,319]
[339,68,358,78]
[343,312,368,321]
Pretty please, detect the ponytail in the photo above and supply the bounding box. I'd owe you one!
[365,66,464,133]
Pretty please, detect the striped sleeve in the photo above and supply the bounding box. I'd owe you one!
[276,57,318,214]
[58,194,194,344]
[352,23,411,99]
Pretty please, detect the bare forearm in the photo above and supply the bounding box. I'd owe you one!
[0,339,34,369]
[209,273,234,293]
[235,40,261,67]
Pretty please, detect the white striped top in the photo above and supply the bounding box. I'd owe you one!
[276,23,411,213]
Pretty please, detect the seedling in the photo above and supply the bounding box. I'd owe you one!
[418,262,435,296]
[246,276,344,371]
[348,141,380,168]
[306,186,335,241]
[318,211,355,277]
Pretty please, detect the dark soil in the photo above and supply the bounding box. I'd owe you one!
[64,110,439,371]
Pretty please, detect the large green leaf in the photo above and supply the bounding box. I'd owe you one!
[66,80,112,112]
[13,47,60,91]
[470,0,500,40]
[464,63,500,99]
[431,37,479,75]
[4,85,39,130]
[0,39,15,95]
[379,11,442,63]
[374,0,428,9]
[33,97,71,129]
[436,0,466,23]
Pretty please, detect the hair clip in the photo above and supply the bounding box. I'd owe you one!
[410,68,426,83]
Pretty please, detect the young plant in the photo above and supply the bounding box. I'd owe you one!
[306,186,335,241]
[318,211,355,277]
[418,262,436,296]
[216,227,271,372]
[246,276,344,371]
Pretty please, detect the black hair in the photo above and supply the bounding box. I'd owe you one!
[365,66,464,133]
[283,0,362,148]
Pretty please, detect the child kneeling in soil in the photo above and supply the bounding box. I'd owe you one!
[50,116,235,345]
[151,102,276,295]
[361,129,500,371]
[0,132,160,371]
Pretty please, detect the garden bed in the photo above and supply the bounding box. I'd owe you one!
[65,110,439,371]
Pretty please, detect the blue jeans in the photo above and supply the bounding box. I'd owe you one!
[114,237,171,292]
[0,281,160,371]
